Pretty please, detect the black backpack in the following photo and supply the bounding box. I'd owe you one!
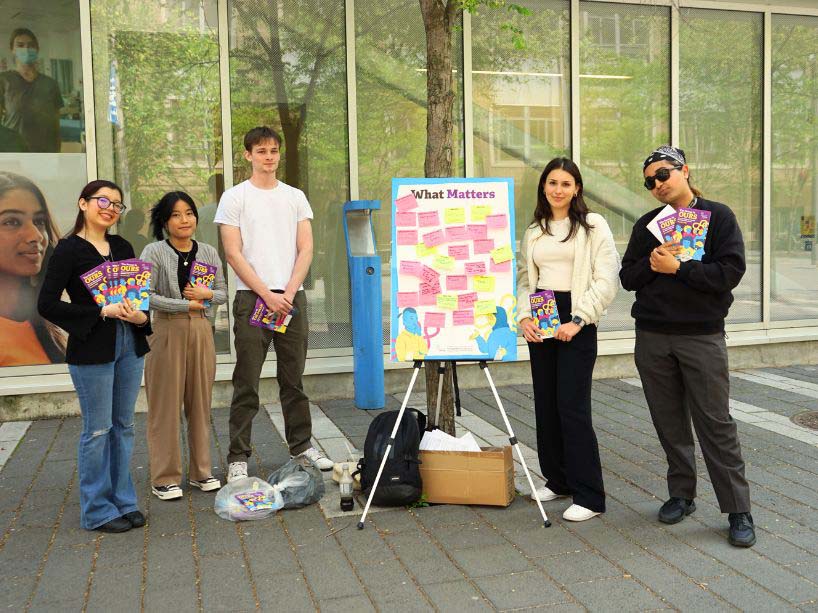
[357,409,426,506]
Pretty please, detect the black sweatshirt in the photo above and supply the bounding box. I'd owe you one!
[619,198,745,335]
[38,234,152,364]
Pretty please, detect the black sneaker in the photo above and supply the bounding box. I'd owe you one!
[658,497,696,524]
[94,517,132,533]
[123,511,146,528]
[728,512,756,547]
[151,484,183,500]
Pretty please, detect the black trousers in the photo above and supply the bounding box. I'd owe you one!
[634,329,751,513]
[527,291,605,512]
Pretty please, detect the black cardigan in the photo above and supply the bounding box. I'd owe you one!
[619,198,746,335]
[38,234,152,364]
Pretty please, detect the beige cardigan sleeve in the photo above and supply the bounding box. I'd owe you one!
[570,214,621,325]
[516,226,536,324]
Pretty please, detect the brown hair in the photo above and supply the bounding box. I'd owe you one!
[243,126,282,152]
[533,157,593,242]
[9,28,38,50]
[69,179,124,237]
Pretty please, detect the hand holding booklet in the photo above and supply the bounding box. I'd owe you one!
[249,296,295,333]
[529,290,560,338]
[80,258,153,311]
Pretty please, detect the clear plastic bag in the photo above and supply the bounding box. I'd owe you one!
[267,457,325,509]
[214,477,283,521]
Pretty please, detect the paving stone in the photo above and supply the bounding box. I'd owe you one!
[143,584,199,612]
[334,520,395,567]
[704,573,792,610]
[368,509,419,534]
[450,544,533,578]
[253,571,315,611]
[200,554,257,611]
[413,504,482,529]
[433,523,509,551]
[474,569,568,610]
[193,511,243,557]
[86,557,142,611]
[317,594,376,613]
[94,528,145,568]
[421,580,494,611]
[385,532,464,585]
[354,558,428,608]
[565,576,666,611]
[536,550,622,585]
[501,523,588,558]
[298,546,362,601]
[31,545,92,604]
[0,574,37,610]
[147,500,193,536]
[241,522,301,575]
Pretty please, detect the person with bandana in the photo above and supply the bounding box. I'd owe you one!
[0,28,63,152]
[395,307,427,361]
[620,145,755,547]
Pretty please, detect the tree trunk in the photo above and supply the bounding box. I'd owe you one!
[420,0,459,436]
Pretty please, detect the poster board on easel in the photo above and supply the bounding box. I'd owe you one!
[389,177,517,363]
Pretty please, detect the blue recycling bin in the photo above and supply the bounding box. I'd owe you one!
[342,200,385,410]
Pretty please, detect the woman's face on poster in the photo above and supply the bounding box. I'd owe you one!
[0,188,49,278]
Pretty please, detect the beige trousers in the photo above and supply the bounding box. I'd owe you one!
[145,311,216,486]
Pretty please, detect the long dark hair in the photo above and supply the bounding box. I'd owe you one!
[533,158,593,242]
[69,179,124,237]
[149,191,198,241]
[0,171,65,362]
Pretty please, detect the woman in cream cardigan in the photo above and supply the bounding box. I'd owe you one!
[517,157,620,522]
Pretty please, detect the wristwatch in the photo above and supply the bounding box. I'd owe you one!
[571,315,585,328]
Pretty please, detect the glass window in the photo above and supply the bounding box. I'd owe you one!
[230,0,350,350]
[90,0,229,353]
[579,1,670,332]
[771,14,818,321]
[680,9,762,324]
[471,0,570,248]
[0,0,86,369]
[355,0,465,345]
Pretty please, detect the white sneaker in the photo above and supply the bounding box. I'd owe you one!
[227,461,248,483]
[296,447,333,471]
[530,487,569,502]
[562,504,601,522]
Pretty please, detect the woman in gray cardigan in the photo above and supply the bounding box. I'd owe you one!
[140,191,227,501]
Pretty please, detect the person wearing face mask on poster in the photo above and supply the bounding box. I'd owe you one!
[0,28,63,153]
[619,145,755,548]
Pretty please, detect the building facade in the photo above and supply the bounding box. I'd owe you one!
[1,0,818,409]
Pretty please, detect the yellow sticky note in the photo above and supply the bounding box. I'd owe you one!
[471,205,492,222]
[444,207,466,224]
[490,245,513,264]
[415,243,438,258]
[436,294,458,310]
[473,275,496,292]
[475,299,496,315]
[433,255,456,271]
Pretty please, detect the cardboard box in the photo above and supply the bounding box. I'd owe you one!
[419,446,514,506]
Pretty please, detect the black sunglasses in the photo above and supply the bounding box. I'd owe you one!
[644,166,681,191]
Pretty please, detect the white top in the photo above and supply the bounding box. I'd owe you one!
[531,217,574,291]
[214,179,313,291]
[516,212,620,325]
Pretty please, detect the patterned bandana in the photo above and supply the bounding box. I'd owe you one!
[643,145,686,170]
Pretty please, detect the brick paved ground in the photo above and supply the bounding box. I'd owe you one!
[1,365,818,611]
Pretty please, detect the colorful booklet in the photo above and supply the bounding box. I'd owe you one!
[80,263,109,307]
[234,491,276,512]
[646,204,675,243]
[189,260,217,308]
[249,296,294,333]
[655,207,711,261]
[80,259,153,311]
[529,290,561,338]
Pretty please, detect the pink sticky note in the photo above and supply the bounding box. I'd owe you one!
[396,193,418,212]
[422,229,445,247]
[448,245,469,260]
[421,265,440,284]
[467,224,488,240]
[473,239,495,254]
[445,225,468,241]
[446,275,468,291]
[464,261,487,275]
[420,280,441,296]
[396,211,417,227]
[424,311,446,328]
[453,310,474,326]
[397,292,419,307]
[458,292,478,309]
[486,214,508,229]
[419,291,438,306]
[397,230,418,246]
[490,259,512,272]
[418,211,440,227]
[400,260,423,276]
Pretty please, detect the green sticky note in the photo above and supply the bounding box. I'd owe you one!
[490,244,513,264]
[444,207,466,224]
[415,243,438,258]
[471,205,492,222]
[473,275,496,292]
[475,299,496,315]
[436,294,458,310]
[433,255,456,270]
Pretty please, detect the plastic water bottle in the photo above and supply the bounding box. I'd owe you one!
[339,465,354,512]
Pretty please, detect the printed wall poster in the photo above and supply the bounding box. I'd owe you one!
[390,178,517,362]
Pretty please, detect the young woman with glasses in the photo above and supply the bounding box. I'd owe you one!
[38,180,151,533]
[619,145,755,548]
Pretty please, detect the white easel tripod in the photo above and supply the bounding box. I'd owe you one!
[357,359,551,529]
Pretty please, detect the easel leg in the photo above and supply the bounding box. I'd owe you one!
[431,363,446,429]
[358,361,423,529]
[480,362,551,527]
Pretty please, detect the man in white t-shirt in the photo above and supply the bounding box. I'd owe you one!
[215,126,332,482]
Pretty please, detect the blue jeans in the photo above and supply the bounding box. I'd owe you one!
[69,321,145,530]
